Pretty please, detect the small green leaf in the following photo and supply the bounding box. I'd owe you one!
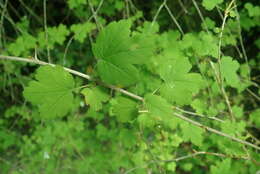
[201,17,216,30]
[68,0,87,9]
[232,106,243,118]
[167,162,176,172]
[145,94,172,121]
[245,3,260,17]
[81,87,109,111]
[220,56,240,88]
[8,33,37,56]
[38,24,70,49]
[23,65,75,119]
[191,99,207,115]
[210,159,231,174]
[202,0,223,11]
[249,109,260,126]
[180,122,204,146]
[110,96,138,122]
[70,22,96,43]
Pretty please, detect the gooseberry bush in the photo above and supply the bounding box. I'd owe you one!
[0,0,259,173]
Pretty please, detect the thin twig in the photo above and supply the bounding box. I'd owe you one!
[43,0,51,63]
[216,0,236,120]
[63,0,104,65]
[88,0,103,31]
[234,2,250,79]
[151,0,166,27]
[18,0,42,24]
[191,0,209,33]
[246,88,260,101]
[151,0,184,35]
[174,106,225,122]
[164,3,184,35]
[0,1,22,34]
[124,150,251,174]
[0,55,92,80]
[0,0,8,48]
[173,112,260,150]
[177,0,188,14]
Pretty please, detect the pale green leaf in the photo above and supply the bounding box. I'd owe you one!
[68,0,87,9]
[71,22,96,43]
[144,94,172,121]
[191,99,207,115]
[210,159,231,174]
[202,0,223,11]
[110,96,138,122]
[249,109,260,126]
[180,122,204,146]
[220,56,240,88]
[81,86,109,111]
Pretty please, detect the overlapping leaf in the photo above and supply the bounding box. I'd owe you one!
[180,122,204,146]
[92,20,155,86]
[23,65,75,119]
[145,94,173,120]
[110,96,138,122]
[220,56,240,88]
[81,86,109,111]
[159,55,204,105]
[202,0,223,11]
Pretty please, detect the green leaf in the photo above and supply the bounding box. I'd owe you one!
[38,24,69,49]
[144,94,172,121]
[220,120,246,136]
[180,122,204,146]
[110,96,138,122]
[92,20,154,86]
[159,56,204,105]
[137,113,157,128]
[232,105,243,118]
[202,0,223,11]
[81,87,109,111]
[23,65,75,119]
[167,162,176,172]
[70,22,96,43]
[220,56,240,88]
[245,3,260,17]
[249,109,260,126]
[118,128,137,148]
[96,59,139,86]
[210,159,231,174]
[8,33,37,56]
[68,0,87,9]
[201,17,216,30]
[191,99,207,115]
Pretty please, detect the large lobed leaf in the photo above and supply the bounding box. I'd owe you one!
[92,20,155,86]
[159,56,204,105]
[23,65,75,119]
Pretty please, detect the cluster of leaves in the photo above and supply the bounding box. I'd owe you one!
[0,0,259,174]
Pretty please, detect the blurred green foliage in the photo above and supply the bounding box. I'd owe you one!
[0,0,259,173]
